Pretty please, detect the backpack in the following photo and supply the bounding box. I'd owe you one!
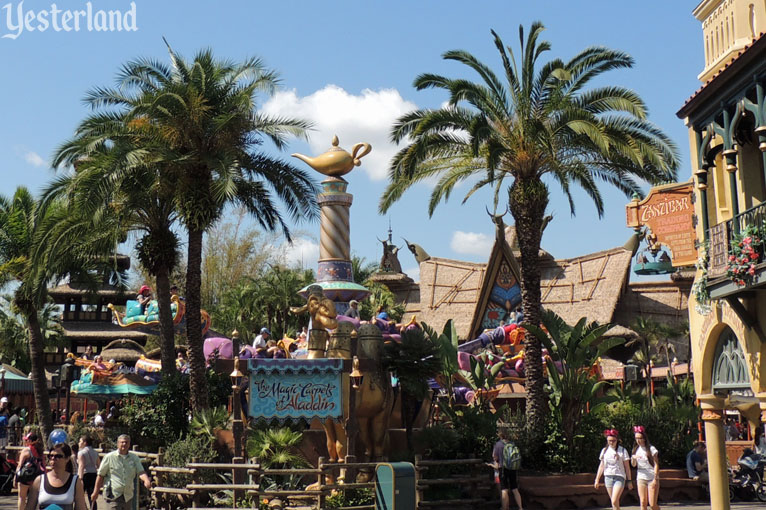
[16,457,42,484]
[502,441,522,470]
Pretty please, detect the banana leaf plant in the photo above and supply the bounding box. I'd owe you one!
[526,310,624,450]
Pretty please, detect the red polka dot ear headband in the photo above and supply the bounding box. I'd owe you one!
[603,429,619,438]
[633,425,645,434]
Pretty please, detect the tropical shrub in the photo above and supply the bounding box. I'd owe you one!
[246,427,308,490]
[120,371,231,449]
[163,435,219,487]
[325,488,374,509]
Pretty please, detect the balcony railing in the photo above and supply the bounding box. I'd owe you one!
[707,201,766,279]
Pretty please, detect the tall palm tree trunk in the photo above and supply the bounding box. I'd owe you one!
[155,266,176,376]
[26,308,53,437]
[186,227,209,411]
[509,178,549,442]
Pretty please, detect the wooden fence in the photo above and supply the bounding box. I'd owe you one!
[150,454,499,510]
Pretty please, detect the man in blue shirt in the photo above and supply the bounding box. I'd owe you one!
[686,442,708,482]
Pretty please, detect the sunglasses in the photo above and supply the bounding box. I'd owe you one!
[47,453,65,460]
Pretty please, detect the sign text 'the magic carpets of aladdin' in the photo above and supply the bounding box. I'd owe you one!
[248,359,343,421]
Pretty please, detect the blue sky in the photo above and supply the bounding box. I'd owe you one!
[0,0,703,281]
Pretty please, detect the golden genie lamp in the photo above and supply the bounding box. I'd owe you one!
[292,135,371,177]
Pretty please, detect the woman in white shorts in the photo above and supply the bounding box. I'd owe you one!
[631,425,659,510]
[594,428,633,510]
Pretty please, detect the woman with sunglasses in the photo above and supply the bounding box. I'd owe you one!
[594,429,632,510]
[631,425,660,510]
[24,442,87,510]
[26,443,88,510]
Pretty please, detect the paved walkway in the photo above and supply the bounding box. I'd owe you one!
[1,494,765,509]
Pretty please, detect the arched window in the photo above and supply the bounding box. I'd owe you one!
[712,327,750,392]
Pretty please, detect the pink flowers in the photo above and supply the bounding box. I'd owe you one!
[727,228,763,286]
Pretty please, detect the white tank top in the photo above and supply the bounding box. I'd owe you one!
[38,473,77,510]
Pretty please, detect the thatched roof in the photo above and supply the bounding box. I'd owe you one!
[61,322,147,343]
[403,224,634,339]
[404,257,486,338]
[613,281,692,330]
[539,246,634,326]
[100,339,146,363]
[48,283,132,302]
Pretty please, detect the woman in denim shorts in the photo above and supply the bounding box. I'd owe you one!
[594,429,633,510]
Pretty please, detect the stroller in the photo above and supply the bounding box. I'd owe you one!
[731,448,766,502]
[0,452,17,495]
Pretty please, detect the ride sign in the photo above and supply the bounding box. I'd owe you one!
[625,181,698,267]
[248,359,344,421]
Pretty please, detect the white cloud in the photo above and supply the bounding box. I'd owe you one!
[262,85,417,181]
[282,238,320,269]
[450,231,493,256]
[24,150,47,168]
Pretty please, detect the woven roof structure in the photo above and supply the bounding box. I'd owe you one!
[403,224,635,339]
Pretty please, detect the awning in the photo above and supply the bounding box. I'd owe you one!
[1,365,34,394]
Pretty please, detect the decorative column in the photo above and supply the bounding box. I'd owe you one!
[293,136,372,313]
[695,129,711,241]
[743,84,766,186]
[700,399,730,510]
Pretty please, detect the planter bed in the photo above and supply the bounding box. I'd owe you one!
[519,469,704,509]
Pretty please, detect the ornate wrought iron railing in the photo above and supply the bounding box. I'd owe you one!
[707,201,766,279]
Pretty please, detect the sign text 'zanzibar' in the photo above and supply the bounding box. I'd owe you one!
[625,182,698,267]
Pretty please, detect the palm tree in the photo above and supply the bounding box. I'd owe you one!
[49,146,181,376]
[0,188,117,436]
[55,47,320,410]
[379,24,679,439]
[628,317,674,406]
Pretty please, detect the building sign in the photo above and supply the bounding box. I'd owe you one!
[625,182,698,267]
[248,359,344,421]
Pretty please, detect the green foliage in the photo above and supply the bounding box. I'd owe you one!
[498,388,700,473]
[383,328,442,400]
[246,426,307,490]
[190,406,229,444]
[415,424,461,460]
[628,317,680,406]
[359,281,404,322]
[325,488,375,509]
[527,311,622,449]
[422,320,460,407]
[163,435,219,488]
[212,265,315,341]
[120,371,231,450]
[449,404,499,461]
[456,354,504,409]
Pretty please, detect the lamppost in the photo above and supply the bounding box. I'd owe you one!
[230,331,244,458]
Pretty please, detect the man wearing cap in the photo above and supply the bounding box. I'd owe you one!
[253,328,271,349]
[347,300,360,319]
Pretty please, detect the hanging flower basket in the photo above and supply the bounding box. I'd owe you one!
[727,226,764,286]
